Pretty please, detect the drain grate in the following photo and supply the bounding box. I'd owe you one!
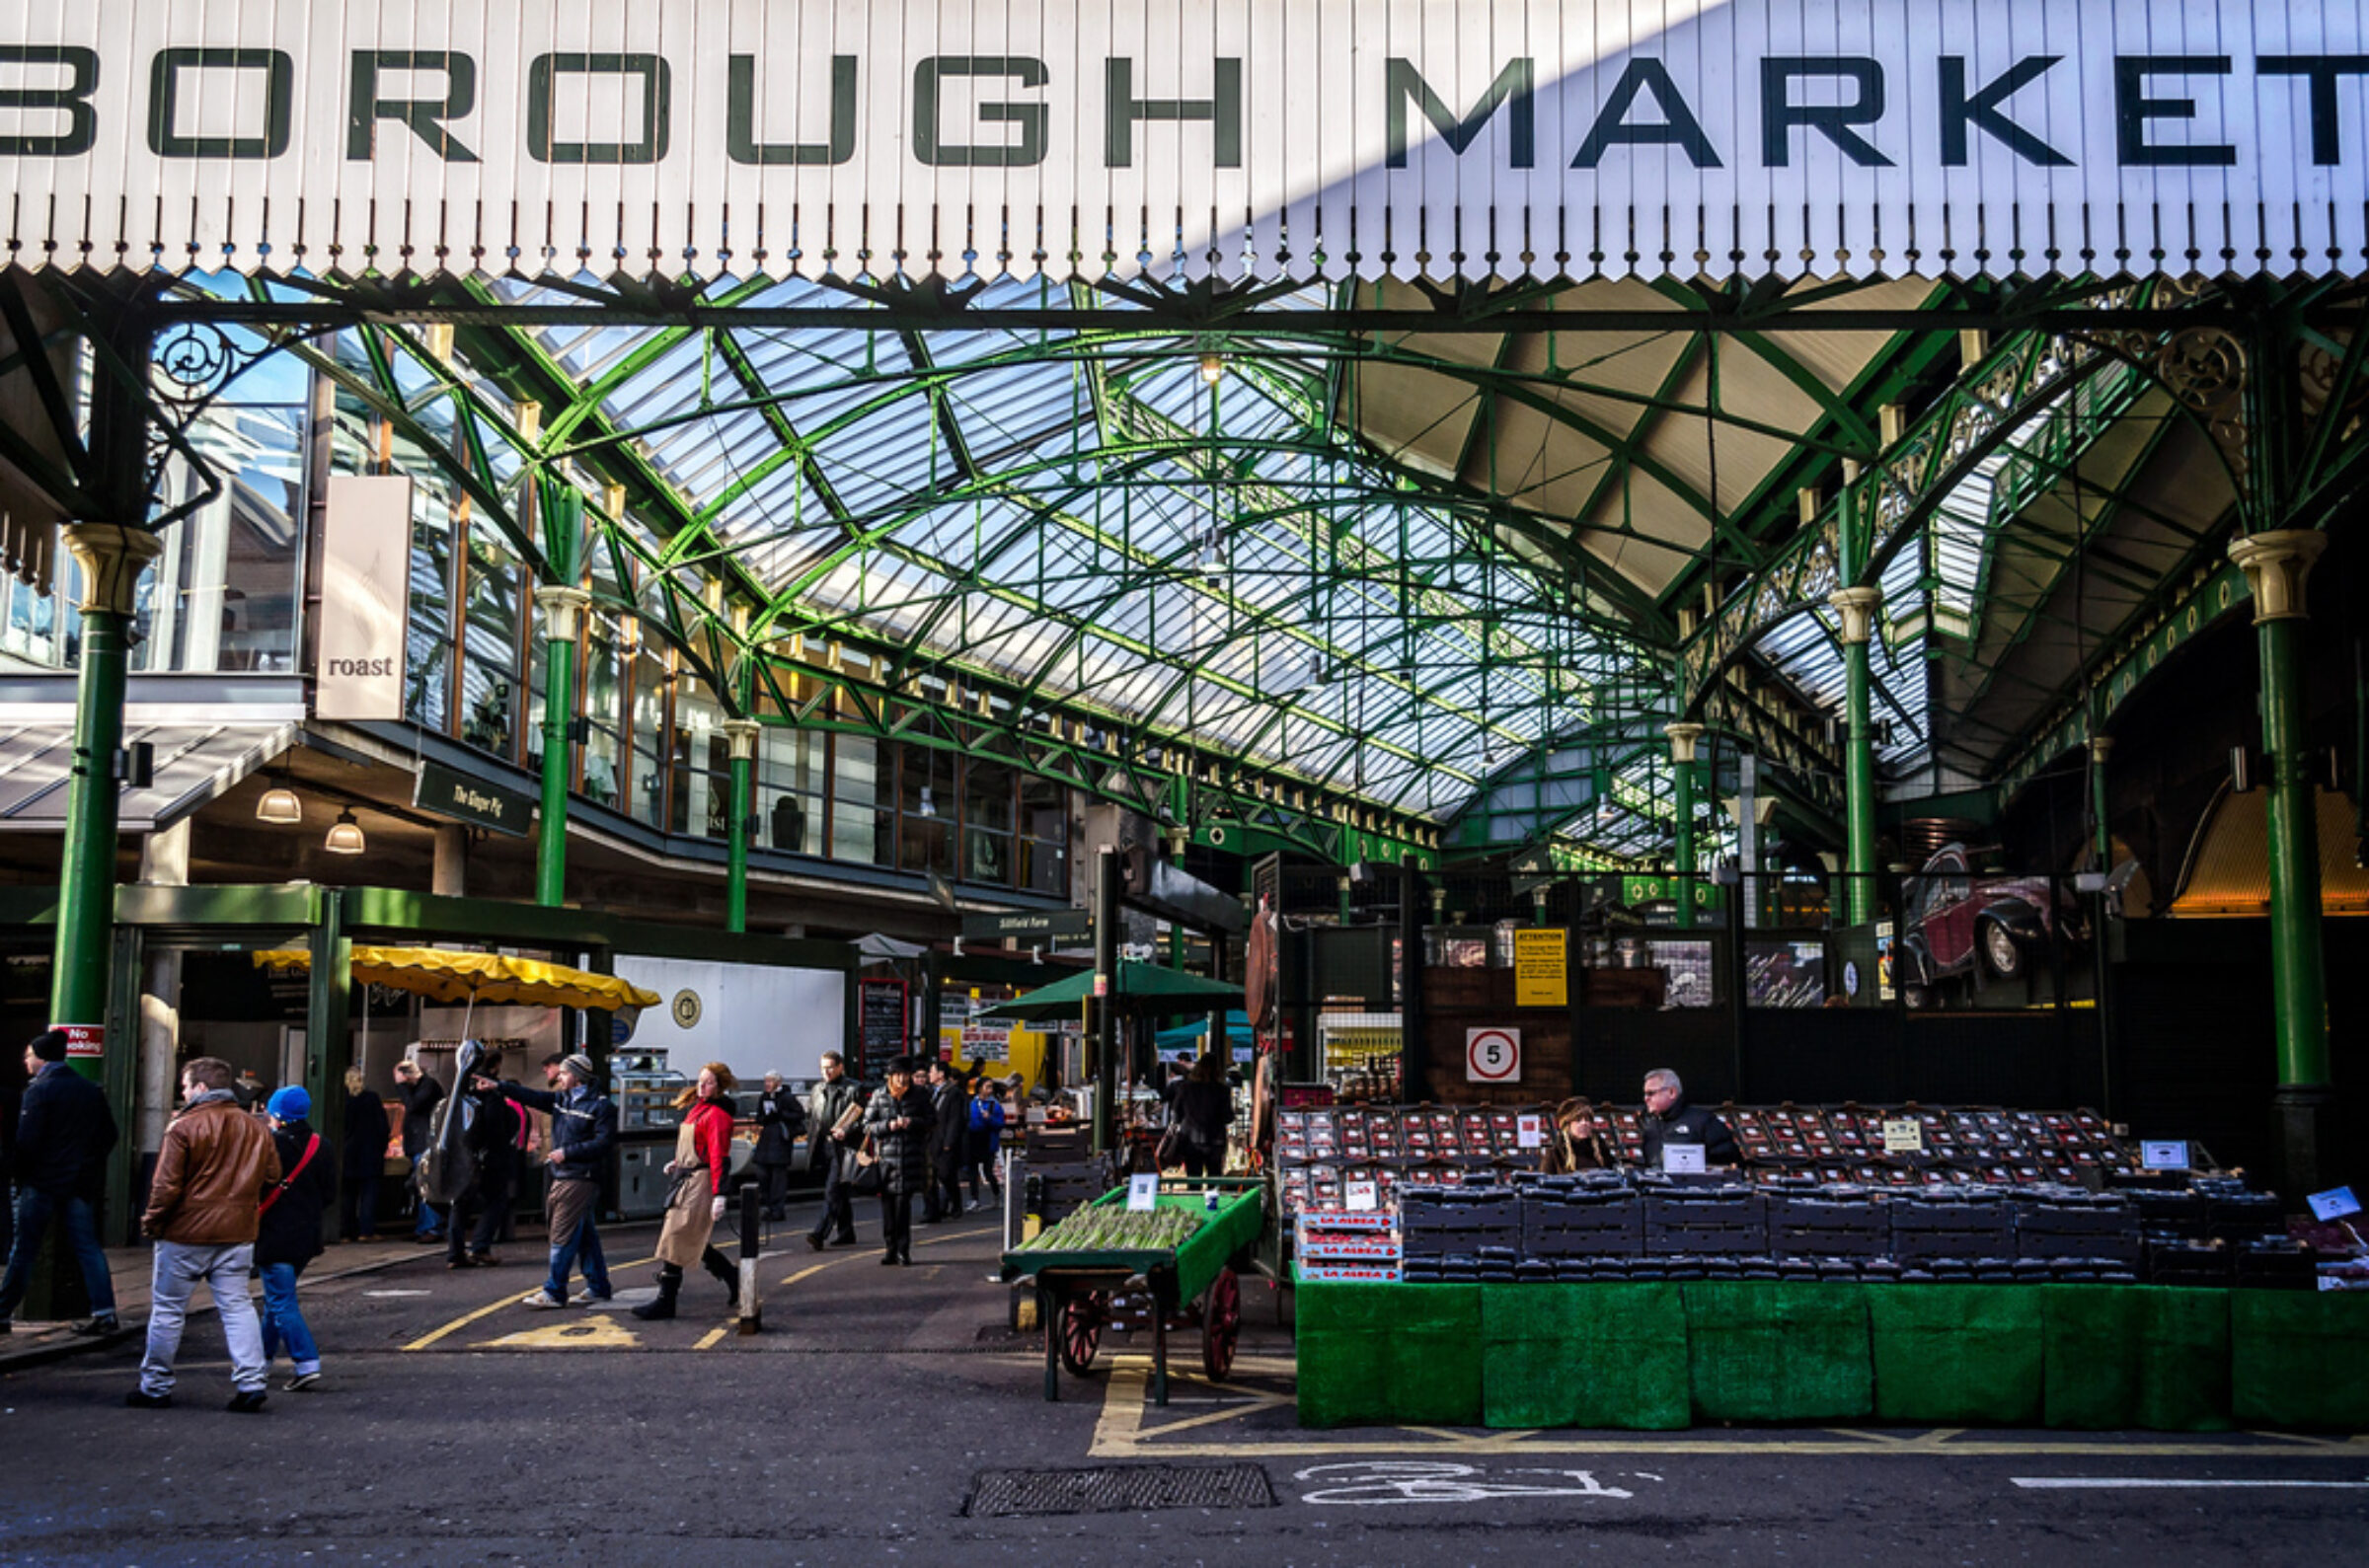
[966,1463,1276,1518]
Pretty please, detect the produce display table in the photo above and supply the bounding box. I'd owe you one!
[1295,1280,2368,1432]
[1003,1176,1265,1405]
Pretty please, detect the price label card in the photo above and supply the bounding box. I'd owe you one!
[1126,1172,1160,1212]
[1515,1114,1545,1150]
[2140,1140,2190,1171]
[1662,1144,1706,1174]
[1344,1178,1380,1212]
[1881,1119,1925,1155]
[2307,1185,2362,1223]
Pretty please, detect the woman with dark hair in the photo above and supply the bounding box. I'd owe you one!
[862,1057,935,1266]
[1162,1052,1234,1179]
[1540,1097,1620,1174]
[635,1063,742,1321]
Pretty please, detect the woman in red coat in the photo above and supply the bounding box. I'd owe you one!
[636,1063,741,1321]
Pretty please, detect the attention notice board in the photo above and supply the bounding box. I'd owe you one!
[1514,929,1567,1008]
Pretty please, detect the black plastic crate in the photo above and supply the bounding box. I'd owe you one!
[2128,1188,2209,1238]
[1522,1192,1645,1258]
[1772,1195,1892,1260]
[1645,1191,1769,1256]
[1401,1189,1524,1258]
[2206,1191,2286,1245]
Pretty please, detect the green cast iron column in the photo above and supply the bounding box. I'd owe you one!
[51,524,163,1080]
[1830,585,1883,928]
[724,719,759,933]
[2228,530,2331,1194]
[532,583,590,907]
[1665,723,1704,930]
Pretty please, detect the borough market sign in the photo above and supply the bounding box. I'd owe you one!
[0,2,2360,284]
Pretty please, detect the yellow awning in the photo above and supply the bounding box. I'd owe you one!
[252,945,660,1013]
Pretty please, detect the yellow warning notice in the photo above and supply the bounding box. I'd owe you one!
[478,1313,643,1351]
[1514,928,1567,1008]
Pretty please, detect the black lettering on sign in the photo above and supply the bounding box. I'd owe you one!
[2115,55,2236,166]
[1762,57,1893,167]
[149,47,293,160]
[2257,56,2369,166]
[727,54,858,166]
[1386,56,1534,169]
[1939,55,2071,166]
[528,53,670,165]
[1106,58,1242,168]
[913,56,1047,168]
[0,46,99,157]
[1570,58,1720,169]
[349,51,479,163]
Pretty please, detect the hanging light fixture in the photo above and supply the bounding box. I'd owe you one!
[324,808,367,856]
[256,776,303,824]
[918,785,937,818]
[1197,350,1224,385]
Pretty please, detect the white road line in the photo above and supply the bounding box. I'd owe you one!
[2011,1478,2369,1490]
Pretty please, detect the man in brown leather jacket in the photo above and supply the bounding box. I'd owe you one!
[129,1056,281,1412]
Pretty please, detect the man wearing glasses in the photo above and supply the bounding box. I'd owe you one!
[1639,1068,1738,1171]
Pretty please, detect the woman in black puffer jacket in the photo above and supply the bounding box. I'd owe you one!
[861,1057,935,1266]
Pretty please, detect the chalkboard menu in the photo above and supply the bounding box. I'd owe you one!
[858,978,907,1078]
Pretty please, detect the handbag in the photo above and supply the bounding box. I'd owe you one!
[1154,1121,1186,1171]
[848,1134,884,1196]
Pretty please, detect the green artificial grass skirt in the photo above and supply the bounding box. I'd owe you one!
[1868,1284,2044,1425]
[1684,1281,1872,1422]
[1482,1283,1691,1430]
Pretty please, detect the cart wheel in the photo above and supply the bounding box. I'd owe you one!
[1200,1267,1242,1381]
[1058,1292,1105,1375]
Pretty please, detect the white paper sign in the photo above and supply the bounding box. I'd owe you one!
[2307,1185,2362,1223]
[1881,1119,1925,1155]
[1515,1114,1545,1151]
[1662,1144,1707,1174]
[2140,1140,2190,1171]
[1125,1172,1159,1212]
[316,476,414,720]
[1344,1179,1379,1213]
[1465,1027,1521,1083]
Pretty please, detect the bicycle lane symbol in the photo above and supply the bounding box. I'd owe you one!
[1292,1460,1655,1506]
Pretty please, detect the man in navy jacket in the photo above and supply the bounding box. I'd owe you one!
[0,1030,120,1335]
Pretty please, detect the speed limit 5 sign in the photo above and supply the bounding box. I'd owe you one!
[1465,1027,1521,1083]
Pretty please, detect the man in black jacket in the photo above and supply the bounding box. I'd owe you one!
[804,1052,862,1251]
[1638,1068,1739,1171]
[0,1030,120,1335]
[394,1059,446,1241]
[924,1059,969,1221]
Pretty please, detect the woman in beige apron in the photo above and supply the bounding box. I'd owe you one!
[635,1064,741,1320]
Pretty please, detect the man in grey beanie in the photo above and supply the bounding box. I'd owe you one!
[496,1054,617,1308]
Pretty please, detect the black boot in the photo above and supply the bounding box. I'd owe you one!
[633,1263,682,1320]
[702,1246,740,1310]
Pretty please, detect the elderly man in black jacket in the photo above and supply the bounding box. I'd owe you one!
[863,1057,934,1266]
[1638,1068,1740,1171]
[924,1059,969,1221]
[0,1030,120,1335]
[804,1052,863,1251]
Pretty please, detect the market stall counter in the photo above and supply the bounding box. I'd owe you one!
[1002,1176,1264,1405]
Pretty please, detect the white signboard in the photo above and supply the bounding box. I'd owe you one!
[1662,1143,1707,1174]
[1465,1027,1521,1084]
[1881,1118,1925,1155]
[1343,1178,1380,1213]
[2307,1185,2361,1223]
[1,3,2360,286]
[2140,1140,2190,1171]
[610,954,846,1081]
[1126,1172,1160,1212]
[1516,1114,1545,1151]
[315,476,412,721]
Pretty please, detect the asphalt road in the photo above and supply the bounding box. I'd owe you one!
[2,1200,2363,1567]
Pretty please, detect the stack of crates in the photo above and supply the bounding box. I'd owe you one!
[1889,1189,2015,1269]
[1520,1185,1645,1260]
[1770,1190,1892,1261]
[1643,1187,1768,1256]
[2012,1190,2141,1281]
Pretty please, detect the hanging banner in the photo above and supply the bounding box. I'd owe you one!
[315,476,413,721]
[0,3,2360,285]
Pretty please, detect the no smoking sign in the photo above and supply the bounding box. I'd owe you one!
[1465,1027,1521,1083]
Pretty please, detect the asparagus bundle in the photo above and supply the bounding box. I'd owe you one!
[1019,1203,1207,1253]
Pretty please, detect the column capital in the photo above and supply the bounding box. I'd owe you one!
[723,717,761,761]
[2226,530,2327,623]
[1663,721,1706,764]
[62,523,164,616]
[533,582,593,640]
[2087,734,2115,765]
[1827,585,1883,645]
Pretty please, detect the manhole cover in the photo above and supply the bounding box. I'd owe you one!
[966,1463,1275,1519]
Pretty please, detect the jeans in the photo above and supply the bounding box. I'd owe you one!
[0,1189,117,1322]
[340,1175,381,1240]
[411,1157,445,1237]
[141,1240,266,1396]
[258,1261,320,1375]
[542,1178,609,1300]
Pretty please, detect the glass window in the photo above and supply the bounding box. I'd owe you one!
[403,475,457,735]
[963,759,1016,886]
[138,403,307,674]
[1019,776,1069,897]
[757,726,826,855]
[579,620,627,810]
[669,679,732,840]
[896,745,955,876]
[832,734,880,863]
[628,649,669,829]
[458,518,522,758]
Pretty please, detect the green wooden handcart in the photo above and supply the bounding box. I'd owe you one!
[1000,1176,1266,1405]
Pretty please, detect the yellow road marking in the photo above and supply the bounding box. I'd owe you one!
[693,1326,728,1351]
[405,1254,655,1351]
[479,1314,641,1350]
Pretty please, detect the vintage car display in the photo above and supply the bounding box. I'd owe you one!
[1895,844,2082,1007]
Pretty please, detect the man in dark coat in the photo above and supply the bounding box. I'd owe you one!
[340,1068,391,1241]
[445,1050,523,1269]
[862,1057,934,1266]
[1638,1068,1739,1170]
[924,1059,969,1221]
[393,1059,446,1240]
[804,1052,863,1251]
[750,1073,805,1222]
[0,1030,120,1335]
